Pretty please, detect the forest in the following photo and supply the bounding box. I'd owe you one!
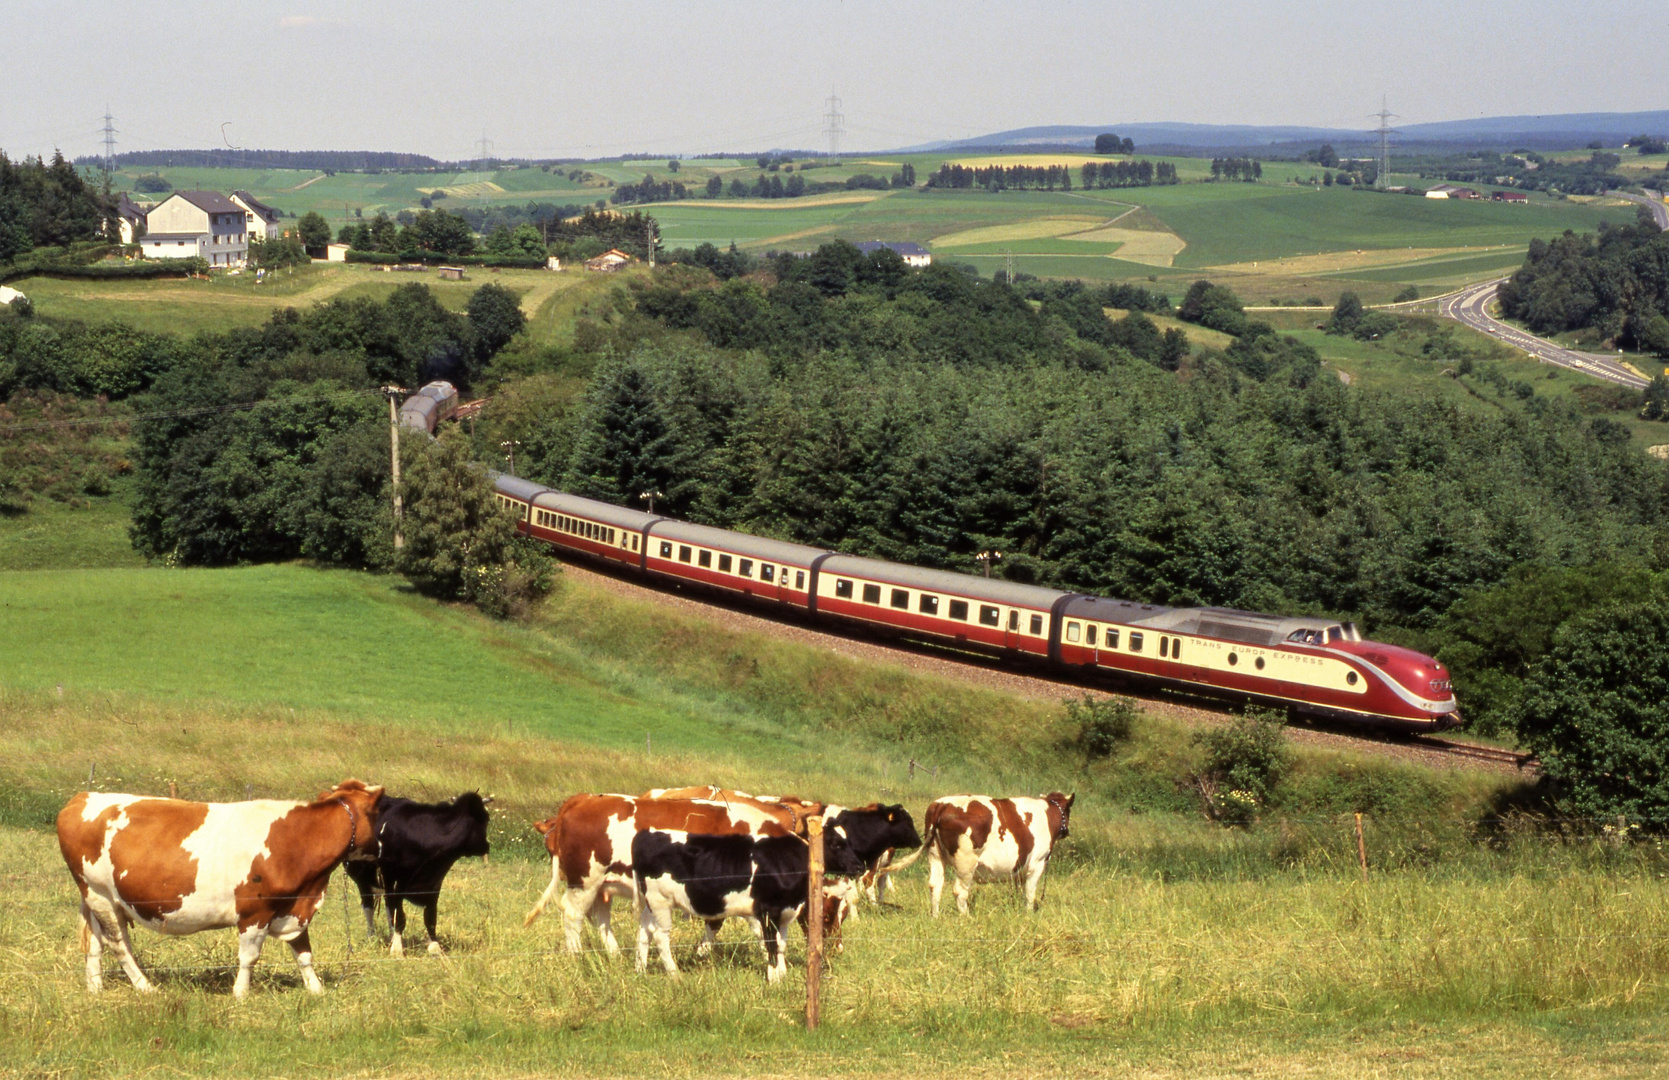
[1497,210,1669,351]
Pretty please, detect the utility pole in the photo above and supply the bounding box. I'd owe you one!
[1003,250,1015,287]
[1373,97,1398,190]
[646,220,657,268]
[823,91,845,162]
[101,107,118,176]
[382,387,408,549]
[476,130,493,167]
[501,439,520,475]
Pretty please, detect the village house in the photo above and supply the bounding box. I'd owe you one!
[855,240,933,267]
[230,190,285,241]
[584,248,633,272]
[1492,191,1529,204]
[114,193,148,244]
[137,190,248,267]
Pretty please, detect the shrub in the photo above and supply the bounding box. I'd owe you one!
[1067,694,1139,761]
[1393,285,1420,303]
[1193,708,1293,824]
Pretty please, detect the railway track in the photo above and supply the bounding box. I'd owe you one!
[1408,737,1535,769]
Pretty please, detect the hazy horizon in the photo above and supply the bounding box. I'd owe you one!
[3,0,1666,162]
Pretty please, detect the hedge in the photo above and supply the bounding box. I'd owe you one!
[0,258,204,285]
[343,250,546,269]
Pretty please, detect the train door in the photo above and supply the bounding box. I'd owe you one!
[1005,608,1021,650]
[1086,623,1100,666]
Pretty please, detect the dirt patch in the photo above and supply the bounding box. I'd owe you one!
[934,216,1106,247]
[1063,227,1186,266]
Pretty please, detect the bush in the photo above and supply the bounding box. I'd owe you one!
[1193,708,1293,825]
[1067,694,1138,761]
[1393,285,1420,303]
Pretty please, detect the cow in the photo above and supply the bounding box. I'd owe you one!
[56,779,385,998]
[343,792,491,957]
[881,793,1074,917]
[641,787,824,834]
[632,825,867,982]
[523,794,795,955]
[819,804,921,917]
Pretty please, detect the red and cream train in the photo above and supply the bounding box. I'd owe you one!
[487,472,1460,733]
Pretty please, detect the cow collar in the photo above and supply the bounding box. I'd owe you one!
[336,796,371,862]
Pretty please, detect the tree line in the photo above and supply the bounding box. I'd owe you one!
[0,151,112,262]
[925,163,1083,191]
[1209,158,1263,181]
[1497,211,1669,353]
[1077,160,1178,189]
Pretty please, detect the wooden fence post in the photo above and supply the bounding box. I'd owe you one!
[1354,812,1368,883]
[805,816,824,1031]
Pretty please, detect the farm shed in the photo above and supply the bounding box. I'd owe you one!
[585,249,633,272]
[438,266,467,280]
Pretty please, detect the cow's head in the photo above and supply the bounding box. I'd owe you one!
[875,804,922,851]
[319,779,386,858]
[822,825,868,878]
[1044,792,1076,840]
[451,792,493,858]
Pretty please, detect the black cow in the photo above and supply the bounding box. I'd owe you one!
[345,792,491,957]
[633,826,866,982]
[823,803,921,912]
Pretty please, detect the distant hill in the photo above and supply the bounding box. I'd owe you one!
[908,111,1669,155]
[76,149,447,172]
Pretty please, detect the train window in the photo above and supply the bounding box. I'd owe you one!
[795,571,805,590]
[1255,656,1266,670]
[719,554,732,573]
[1346,671,1359,686]
[761,565,775,583]
[1160,637,1169,659]
[1174,639,1182,660]
[1228,652,1239,666]
[698,550,712,568]
[1086,625,1097,646]
[1030,614,1044,636]
[678,545,692,563]
[1009,610,1019,631]
[1066,622,1081,643]
[740,559,754,578]
[632,535,640,552]
[862,583,881,604]
[835,578,852,598]
[949,599,969,621]
[919,594,939,616]
[1129,632,1144,652]
[659,541,673,558]
[1328,626,1343,643]
[979,605,1000,627]
[609,529,617,545]
[890,588,908,609]
[1105,629,1119,649]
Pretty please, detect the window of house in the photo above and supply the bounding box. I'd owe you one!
[979,605,1000,627]
[890,588,909,609]
[719,553,732,572]
[835,579,853,598]
[862,583,881,604]
[698,550,712,568]
[949,599,969,621]
[919,594,939,616]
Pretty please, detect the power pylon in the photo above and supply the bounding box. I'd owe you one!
[823,92,845,161]
[1373,97,1398,189]
[101,107,118,174]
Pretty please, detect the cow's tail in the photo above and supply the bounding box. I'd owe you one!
[872,814,939,879]
[522,815,564,928]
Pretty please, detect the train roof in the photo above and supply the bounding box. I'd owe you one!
[818,554,1072,610]
[491,473,550,502]
[1061,598,1342,645]
[650,519,828,566]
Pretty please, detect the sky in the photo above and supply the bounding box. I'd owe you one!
[3,0,1666,162]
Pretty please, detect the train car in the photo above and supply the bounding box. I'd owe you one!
[642,520,826,609]
[491,476,661,569]
[399,381,460,434]
[812,555,1071,660]
[1054,598,1457,731]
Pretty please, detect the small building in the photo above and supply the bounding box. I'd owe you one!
[1492,191,1529,204]
[1424,184,1460,199]
[326,243,351,262]
[115,194,148,244]
[546,255,562,271]
[138,190,248,267]
[230,191,285,241]
[1449,188,1481,200]
[438,265,467,280]
[584,249,633,272]
[854,240,932,268]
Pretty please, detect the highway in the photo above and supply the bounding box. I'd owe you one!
[1437,278,1649,390]
[1609,188,1669,229]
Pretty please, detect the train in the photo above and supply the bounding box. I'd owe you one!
[404,383,1459,732]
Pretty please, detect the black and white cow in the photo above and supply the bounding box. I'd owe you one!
[822,803,921,914]
[344,792,491,956]
[633,827,866,982]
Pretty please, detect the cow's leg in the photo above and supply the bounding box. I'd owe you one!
[589,894,619,956]
[345,861,380,939]
[97,909,153,993]
[79,901,105,993]
[232,925,268,999]
[695,918,724,958]
[927,847,946,918]
[763,909,794,984]
[388,895,406,958]
[951,845,979,916]
[287,928,324,994]
[1023,863,1047,912]
[422,896,444,956]
[636,897,677,976]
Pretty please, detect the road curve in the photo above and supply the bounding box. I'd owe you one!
[1438,279,1648,390]
[1609,188,1669,230]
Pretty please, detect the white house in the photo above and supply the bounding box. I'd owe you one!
[138,190,248,266]
[114,194,149,244]
[230,190,284,241]
[855,240,932,267]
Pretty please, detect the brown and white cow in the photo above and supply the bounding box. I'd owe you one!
[523,794,796,955]
[641,787,824,834]
[883,793,1074,916]
[56,779,385,997]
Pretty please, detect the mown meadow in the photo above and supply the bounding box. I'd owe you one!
[3,500,1669,1077]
